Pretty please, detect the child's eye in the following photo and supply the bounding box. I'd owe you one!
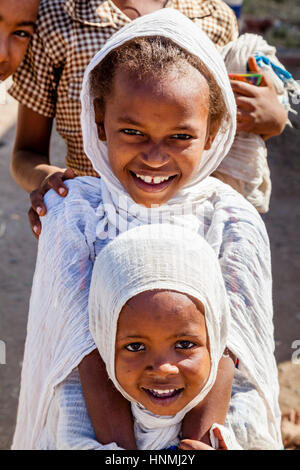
[175,340,196,350]
[121,129,144,136]
[13,30,32,39]
[171,134,193,140]
[125,342,145,352]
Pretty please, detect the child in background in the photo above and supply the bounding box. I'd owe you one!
[7,0,288,235]
[12,10,282,450]
[0,0,39,82]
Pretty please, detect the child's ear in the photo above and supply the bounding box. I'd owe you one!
[204,120,219,151]
[94,98,106,141]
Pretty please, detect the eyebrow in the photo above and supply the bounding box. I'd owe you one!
[119,333,201,341]
[0,16,37,29]
[119,335,150,341]
[117,116,195,132]
[16,21,36,29]
[174,334,201,338]
[117,116,143,127]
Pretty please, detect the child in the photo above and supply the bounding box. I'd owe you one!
[12,10,282,449]
[32,224,280,450]
[0,0,39,82]
[88,224,280,449]
[8,0,288,234]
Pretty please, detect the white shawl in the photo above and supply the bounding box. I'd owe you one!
[12,9,282,450]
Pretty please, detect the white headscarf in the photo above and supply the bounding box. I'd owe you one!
[89,224,230,450]
[12,8,281,451]
[80,8,237,239]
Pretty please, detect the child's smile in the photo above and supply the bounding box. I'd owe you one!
[115,290,211,416]
[95,65,215,207]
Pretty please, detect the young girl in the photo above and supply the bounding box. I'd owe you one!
[8,0,289,234]
[0,0,39,82]
[88,223,280,450]
[12,9,282,449]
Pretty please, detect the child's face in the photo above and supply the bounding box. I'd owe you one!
[0,0,39,81]
[115,290,210,416]
[95,65,216,207]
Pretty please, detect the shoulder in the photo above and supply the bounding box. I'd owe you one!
[175,0,238,46]
[209,176,264,222]
[37,0,70,26]
[34,0,73,48]
[205,176,270,250]
[43,176,102,225]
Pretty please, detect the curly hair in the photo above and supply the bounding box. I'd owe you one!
[90,36,228,130]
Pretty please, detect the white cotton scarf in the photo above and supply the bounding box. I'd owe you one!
[89,224,231,450]
[80,8,237,239]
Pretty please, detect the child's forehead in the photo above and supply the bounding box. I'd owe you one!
[0,0,39,24]
[122,290,205,319]
[113,64,209,104]
[117,290,207,340]
[116,60,207,88]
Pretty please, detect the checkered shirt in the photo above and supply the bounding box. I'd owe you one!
[9,0,238,176]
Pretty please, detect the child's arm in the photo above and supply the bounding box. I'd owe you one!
[10,105,76,236]
[181,353,235,445]
[78,349,137,450]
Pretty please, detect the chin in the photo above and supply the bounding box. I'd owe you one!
[147,406,182,416]
[130,192,173,208]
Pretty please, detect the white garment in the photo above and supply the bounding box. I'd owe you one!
[218,33,283,214]
[12,9,282,450]
[39,367,275,450]
[12,176,282,449]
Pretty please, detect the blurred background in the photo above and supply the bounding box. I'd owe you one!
[0,0,299,451]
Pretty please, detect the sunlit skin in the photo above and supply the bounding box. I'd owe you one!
[94,65,218,207]
[115,290,211,416]
[0,0,39,81]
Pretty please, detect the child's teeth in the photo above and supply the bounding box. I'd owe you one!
[135,174,170,184]
[150,389,177,396]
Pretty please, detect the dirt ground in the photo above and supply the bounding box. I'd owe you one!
[0,60,299,449]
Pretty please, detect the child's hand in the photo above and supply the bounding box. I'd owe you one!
[179,428,227,450]
[28,168,77,238]
[230,56,288,140]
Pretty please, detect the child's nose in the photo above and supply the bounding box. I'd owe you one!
[0,35,9,64]
[147,357,180,376]
[141,144,169,167]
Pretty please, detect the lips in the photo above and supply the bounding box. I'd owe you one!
[142,387,183,405]
[130,170,177,192]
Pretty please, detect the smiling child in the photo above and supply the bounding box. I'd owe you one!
[91,35,225,207]
[88,223,232,450]
[12,10,282,450]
